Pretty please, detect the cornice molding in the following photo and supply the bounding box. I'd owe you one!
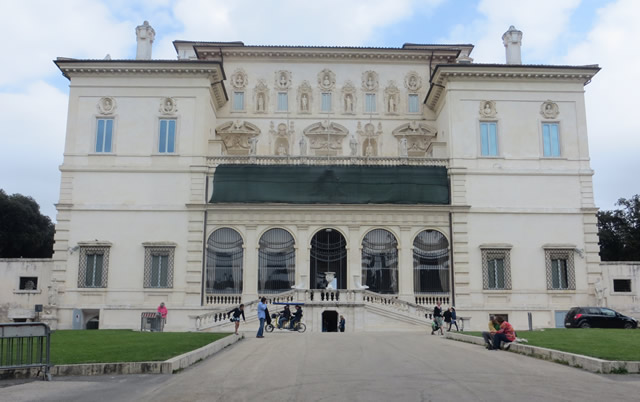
[425,65,600,111]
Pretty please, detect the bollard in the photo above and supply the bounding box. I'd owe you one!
[528,312,533,331]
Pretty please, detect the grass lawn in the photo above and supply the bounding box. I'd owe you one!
[463,329,640,361]
[50,330,230,365]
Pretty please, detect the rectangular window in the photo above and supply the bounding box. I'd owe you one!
[365,94,376,113]
[78,246,110,288]
[408,94,420,113]
[158,119,176,153]
[542,123,560,157]
[480,122,498,156]
[613,279,632,292]
[321,93,332,112]
[481,249,511,290]
[95,118,113,153]
[277,92,288,111]
[144,246,175,288]
[232,92,244,111]
[19,277,38,290]
[545,249,575,290]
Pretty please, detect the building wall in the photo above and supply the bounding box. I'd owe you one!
[0,259,52,322]
[602,262,640,319]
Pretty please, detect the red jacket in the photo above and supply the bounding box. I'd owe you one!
[497,321,516,341]
[157,305,168,319]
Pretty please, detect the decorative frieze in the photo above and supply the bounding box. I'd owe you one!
[216,120,261,155]
[303,121,349,156]
[392,121,437,157]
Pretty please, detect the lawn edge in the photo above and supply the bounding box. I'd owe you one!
[445,332,640,374]
[2,333,243,379]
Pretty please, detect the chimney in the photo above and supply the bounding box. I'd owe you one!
[502,25,523,65]
[136,21,155,60]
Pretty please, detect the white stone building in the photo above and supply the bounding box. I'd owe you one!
[44,23,606,332]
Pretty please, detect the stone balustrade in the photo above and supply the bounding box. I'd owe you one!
[415,294,450,307]
[208,155,448,167]
[204,294,242,305]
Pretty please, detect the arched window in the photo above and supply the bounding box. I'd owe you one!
[259,228,296,293]
[206,228,243,294]
[362,229,398,294]
[413,230,450,293]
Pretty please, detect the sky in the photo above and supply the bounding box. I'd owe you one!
[0,0,638,220]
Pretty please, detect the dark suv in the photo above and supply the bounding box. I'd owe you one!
[564,307,638,329]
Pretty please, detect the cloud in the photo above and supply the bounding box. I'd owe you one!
[441,0,581,63]
[563,0,640,209]
[0,81,68,219]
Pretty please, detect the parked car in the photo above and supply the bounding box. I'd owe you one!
[564,307,638,329]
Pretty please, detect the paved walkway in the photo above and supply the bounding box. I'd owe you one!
[2,331,640,402]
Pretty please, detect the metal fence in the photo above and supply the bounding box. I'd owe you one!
[0,323,51,380]
[140,312,164,332]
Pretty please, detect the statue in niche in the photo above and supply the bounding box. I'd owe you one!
[323,74,331,87]
[388,95,397,113]
[349,134,358,156]
[277,143,288,156]
[257,93,265,111]
[484,102,492,115]
[299,136,307,156]
[301,94,309,111]
[399,137,408,157]
[248,137,258,155]
[409,76,417,89]
[279,73,288,87]
[365,141,374,157]
[595,278,607,307]
[345,94,353,113]
[234,74,245,88]
[367,75,374,89]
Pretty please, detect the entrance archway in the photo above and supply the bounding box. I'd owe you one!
[322,310,339,332]
[310,229,347,289]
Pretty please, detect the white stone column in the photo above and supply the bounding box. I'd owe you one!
[243,225,258,301]
[296,225,309,290]
[398,226,414,302]
[348,226,361,289]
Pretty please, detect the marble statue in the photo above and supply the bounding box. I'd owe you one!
[399,137,408,157]
[135,21,155,60]
[257,93,265,111]
[249,137,258,155]
[595,278,607,307]
[349,134,358,156]
[345,94,353,113]
[301,94,308,111]
[299,136,307,156]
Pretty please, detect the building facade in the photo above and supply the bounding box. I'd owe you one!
[45,23,603,331]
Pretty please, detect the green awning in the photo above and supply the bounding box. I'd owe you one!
[210,164,449,205]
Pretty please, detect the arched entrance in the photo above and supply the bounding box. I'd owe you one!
[322,310,339,332]
[311,229,347,289]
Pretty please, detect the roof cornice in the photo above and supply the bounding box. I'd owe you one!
[425,64,601,111]
[53,59,228,109]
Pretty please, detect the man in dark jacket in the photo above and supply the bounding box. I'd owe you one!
[431,302,444,335]
[289,305,303,330]
[279,305,291,329]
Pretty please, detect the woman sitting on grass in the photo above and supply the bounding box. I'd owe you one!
[488,316,515,351]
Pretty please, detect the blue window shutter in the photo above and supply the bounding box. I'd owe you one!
[550,123,560,156]
[233,92,244,110]
[104,119,113,152]
[96,119,104,152]
[167,120,176,153]
[321,93,331,112]
[278,93,288,111]
[408,94,419,113]
[159,120,167,153]
[488,122,497,156]
[543,124,551,156]
[480,123,489,155]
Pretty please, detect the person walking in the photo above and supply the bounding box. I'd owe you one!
[229,304,245,335]
[256,297,267,338]
[339,315,346,332]
[443,307,452,331]
[431,301,444,335]
[449,307,459,331]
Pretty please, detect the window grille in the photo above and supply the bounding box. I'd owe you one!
[613,279,632,293]
[362,229,398,294]
[311,229,347,289]
[144,246,175,288]
[78,246,110,288]
[545,249,575,290]
[413,230,450,293]
[206,228,244,294]
[258,228,295,293]
[481,249,512,290]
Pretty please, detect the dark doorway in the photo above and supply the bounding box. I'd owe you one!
[322,311,339,332]
[311,229,347,289]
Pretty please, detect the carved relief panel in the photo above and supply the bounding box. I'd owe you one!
[297,81,313,114]
[357,121,383,157]
[97,97,116,115]
[392,121,437,157]
[230,69,248,89]
[159,97,177,115]
[479,100,497,118]
[303,120,348,156]
[384,82,400,115]
[275,70,292,90]
[270,121,294,155]
[216,120,261,155]
[341,81,357,115]
[362,71,379,91]
[318,69,336,91]
[404,72,422,92]
[540,100,559,119]
[253,79,269,114]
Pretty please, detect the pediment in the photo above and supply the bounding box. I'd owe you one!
[392,121,437,138]
[216,120,261,155]
[303,120,348,137]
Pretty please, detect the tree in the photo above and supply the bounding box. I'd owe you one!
[0,189,55,258]
[597,194,640,261]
